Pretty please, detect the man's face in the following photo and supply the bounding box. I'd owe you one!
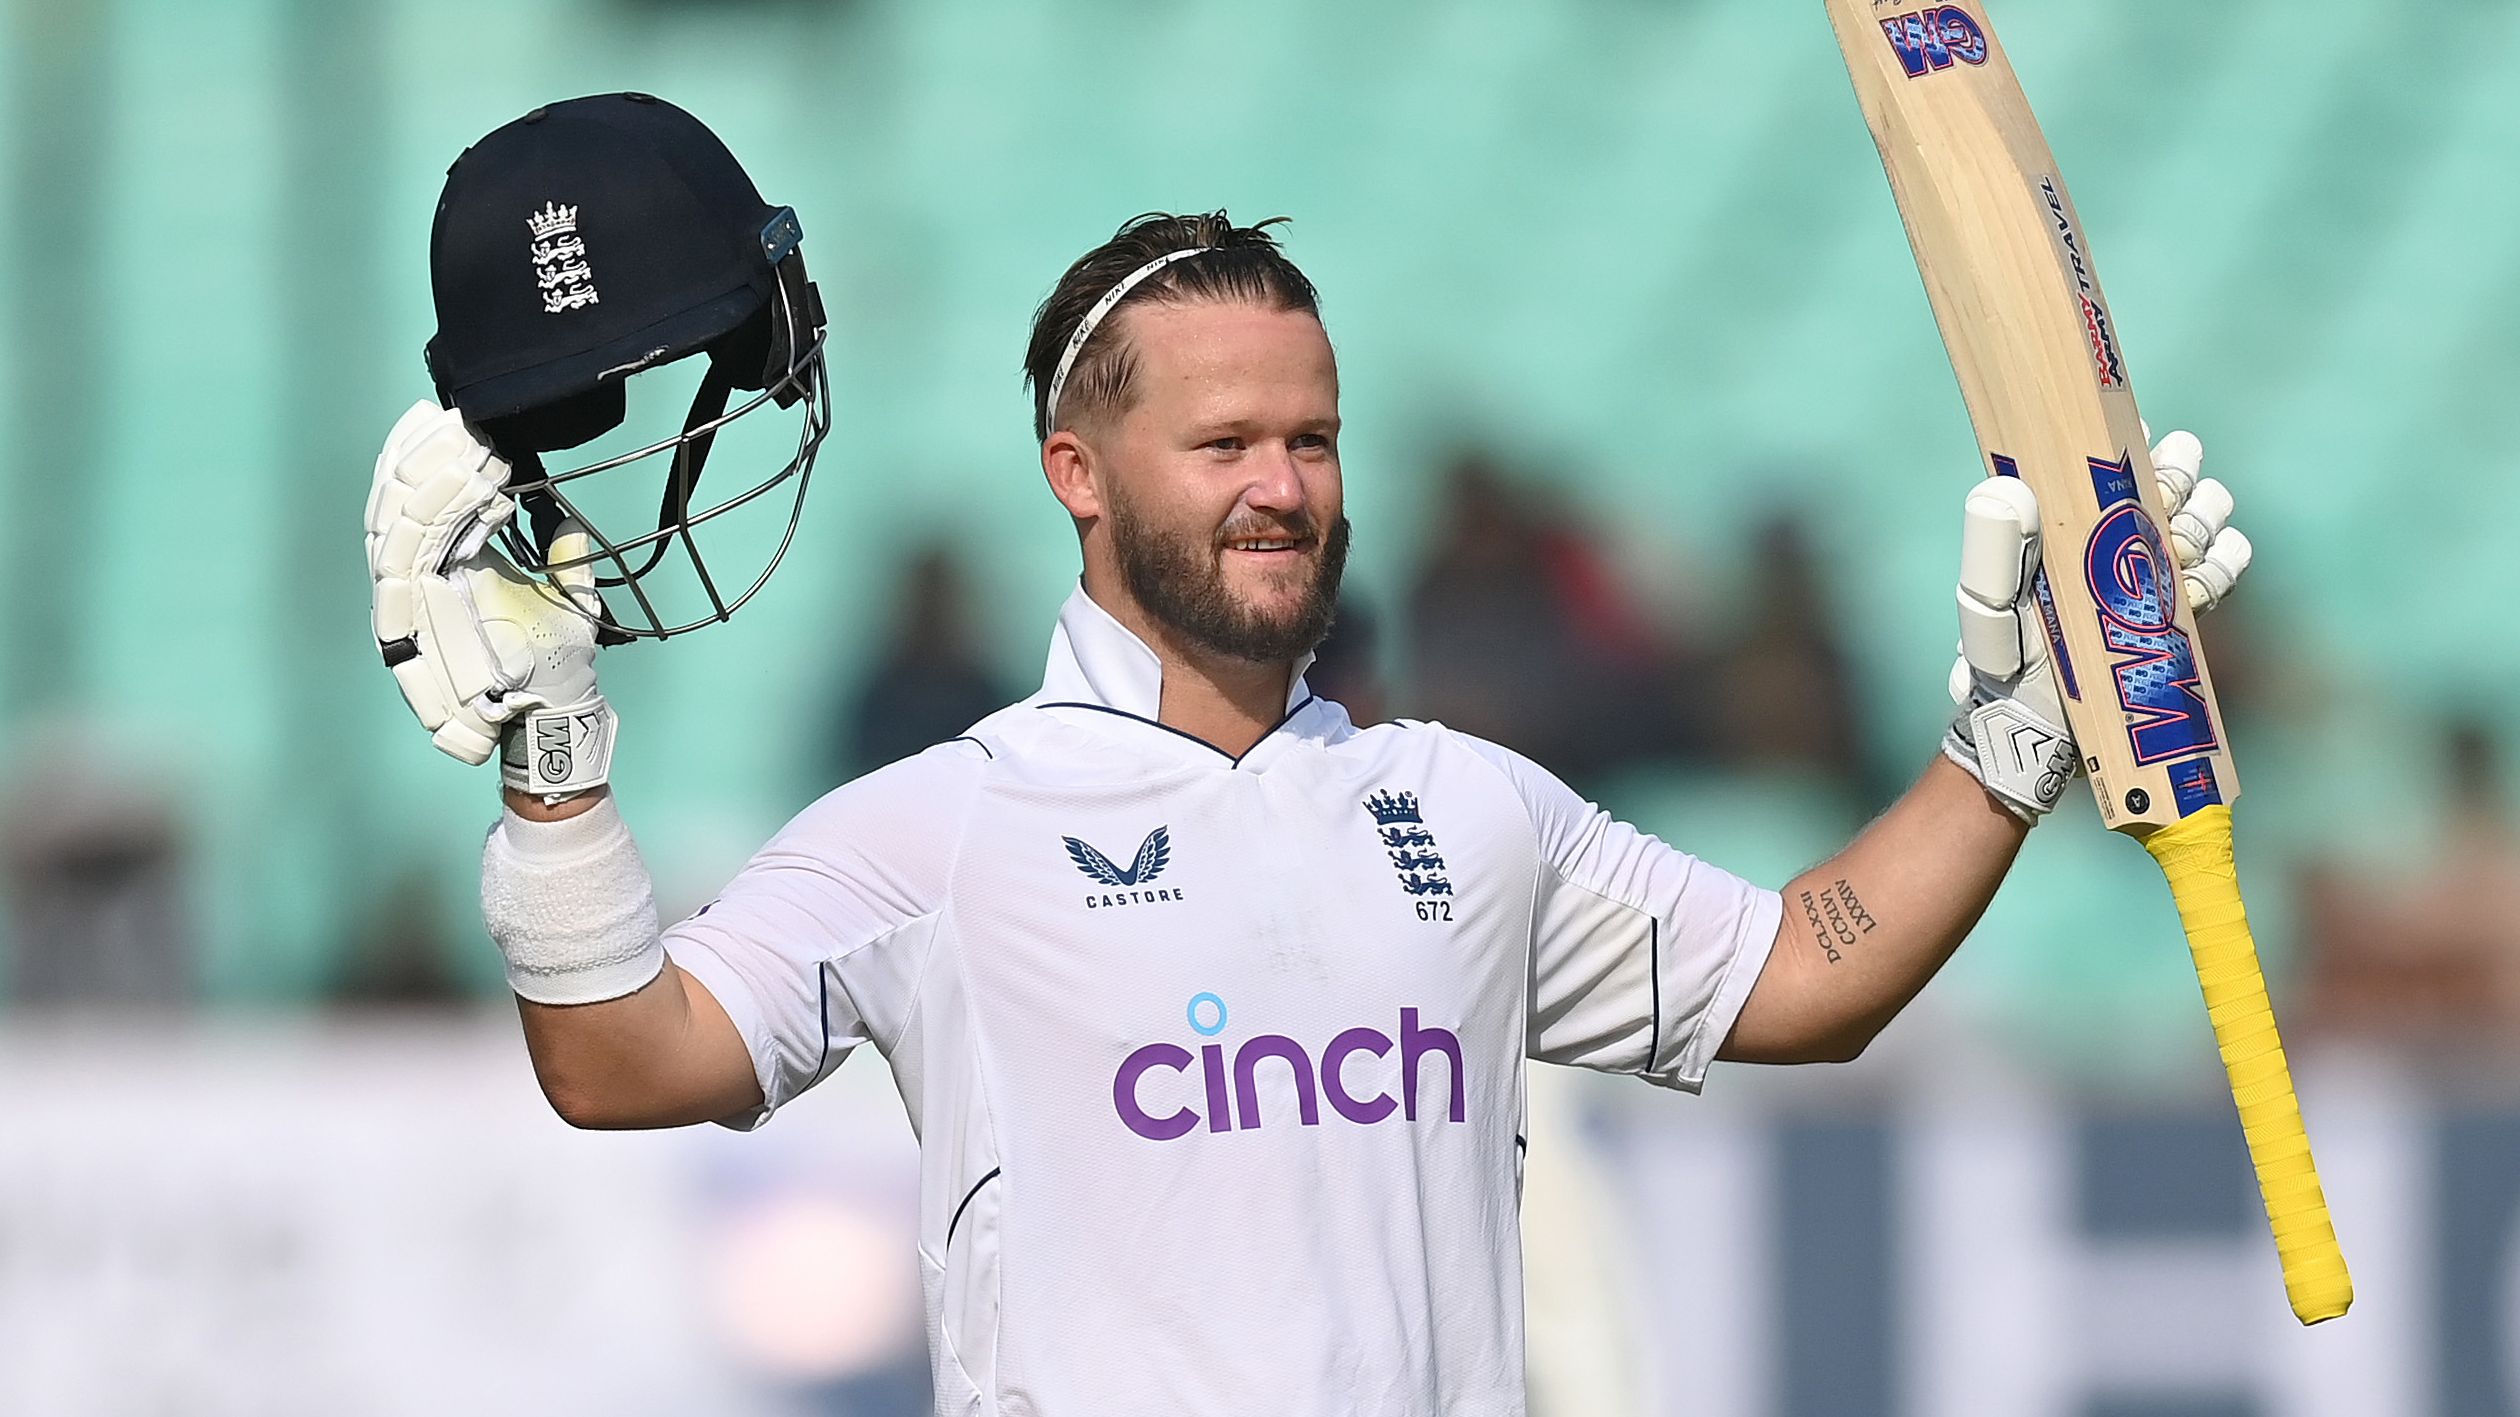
[1089,300,1349,665]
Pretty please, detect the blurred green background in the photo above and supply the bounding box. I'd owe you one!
[7,3,2520,1414]
[4,0,2516,1072]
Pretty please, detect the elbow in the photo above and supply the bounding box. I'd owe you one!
[1813,1035,1870,1066]
[1727,1022,1876,1067]
[1805,1018,1882,1066]
[537,1068,754,1131]
[539,1077,666,1131]
[542,1082,624,1130]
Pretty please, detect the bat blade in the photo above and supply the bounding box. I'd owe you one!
[1826,0,2224,830]
[1824,0,2352,1323]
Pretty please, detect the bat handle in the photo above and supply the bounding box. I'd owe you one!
[2142,804,2353,1325]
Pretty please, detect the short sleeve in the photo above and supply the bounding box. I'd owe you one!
[666,739,987,1129]
[1458,737,1781,1092]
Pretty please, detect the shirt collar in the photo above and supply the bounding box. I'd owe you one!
[1036,583,1316,718]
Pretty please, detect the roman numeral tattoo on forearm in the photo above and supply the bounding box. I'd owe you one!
[1796,879,1879,964]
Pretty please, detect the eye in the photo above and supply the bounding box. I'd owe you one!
[1291,433,1334,453]
[1204,436,1246,453]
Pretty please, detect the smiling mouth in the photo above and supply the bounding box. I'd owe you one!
[1220,534,1313,556]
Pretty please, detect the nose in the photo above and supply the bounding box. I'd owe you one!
[1240,442,1305,517]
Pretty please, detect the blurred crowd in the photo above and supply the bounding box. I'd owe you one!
[1394,454,1882,804]
[2292,717,2520,1044]
[6,449,2518,1061]
[822,451,1885,806]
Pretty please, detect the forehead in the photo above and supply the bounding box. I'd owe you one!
[1114,301,1337,417]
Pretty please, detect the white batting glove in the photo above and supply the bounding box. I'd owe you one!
[1941,429,2252,821]
[365,400,616,798]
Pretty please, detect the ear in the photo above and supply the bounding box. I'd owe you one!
[1041,429,1103,523]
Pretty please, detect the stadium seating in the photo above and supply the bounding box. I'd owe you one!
[1,0,2508,1039]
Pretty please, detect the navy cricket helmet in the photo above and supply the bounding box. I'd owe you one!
[425,91,829,640]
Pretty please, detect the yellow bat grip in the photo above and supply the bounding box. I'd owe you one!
[2142,804,2352,1324]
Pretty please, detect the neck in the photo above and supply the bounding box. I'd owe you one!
[1087,574,1294,758]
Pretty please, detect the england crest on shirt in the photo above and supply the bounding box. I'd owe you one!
[1365,790,1453,912]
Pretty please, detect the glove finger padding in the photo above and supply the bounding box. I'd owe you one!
[1955,477,2043,683]
[2142,428,2253,613]
[1944,475,2076,820]
[2149,428,2204,512]
[427,703,504,767]
[367,403,514,580]
[432,559,533,707]
[369,400,591,774]
[2183,526,2252,614]
[364,401,442,542]
[2169,477,2234,566]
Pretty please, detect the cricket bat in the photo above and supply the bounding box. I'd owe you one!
[1824,0,2352,1324]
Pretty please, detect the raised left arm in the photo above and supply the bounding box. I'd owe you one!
[1720,757,2021,1063]
[1719,429,2251,1065]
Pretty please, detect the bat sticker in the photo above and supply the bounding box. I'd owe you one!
[1879,6,1989,77]
[2038,176,2129,390]
[2083,456,2218,765]
[2168,757,2224,816]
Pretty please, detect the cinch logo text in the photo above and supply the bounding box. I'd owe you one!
[2083,457,2217,765]
[1880,6,1989,78]
[1113,994,1467,1141]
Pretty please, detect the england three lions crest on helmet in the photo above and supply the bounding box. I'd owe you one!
[527,203,599,313]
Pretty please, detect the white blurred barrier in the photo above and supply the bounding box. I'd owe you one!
[1592,1048,2519,1417]
[0,1020,2508,1416]
[0,1017,924,1417]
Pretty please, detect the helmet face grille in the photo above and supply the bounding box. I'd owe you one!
[493,278,831,641]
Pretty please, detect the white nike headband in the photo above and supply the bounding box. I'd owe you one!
[1042,246,1213,432]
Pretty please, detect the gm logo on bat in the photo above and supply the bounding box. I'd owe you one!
[2083,456,2219,766]
[1879,6,1988,77]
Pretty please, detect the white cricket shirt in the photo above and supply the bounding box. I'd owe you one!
[667,587,1782,1416]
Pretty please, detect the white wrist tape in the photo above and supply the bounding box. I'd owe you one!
[480,795,665,1005]
[499,693,617,800]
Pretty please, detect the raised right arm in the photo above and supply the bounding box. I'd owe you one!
[492,787,765,1129]
[372,403,979,1131]
[486,740,987,1131]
